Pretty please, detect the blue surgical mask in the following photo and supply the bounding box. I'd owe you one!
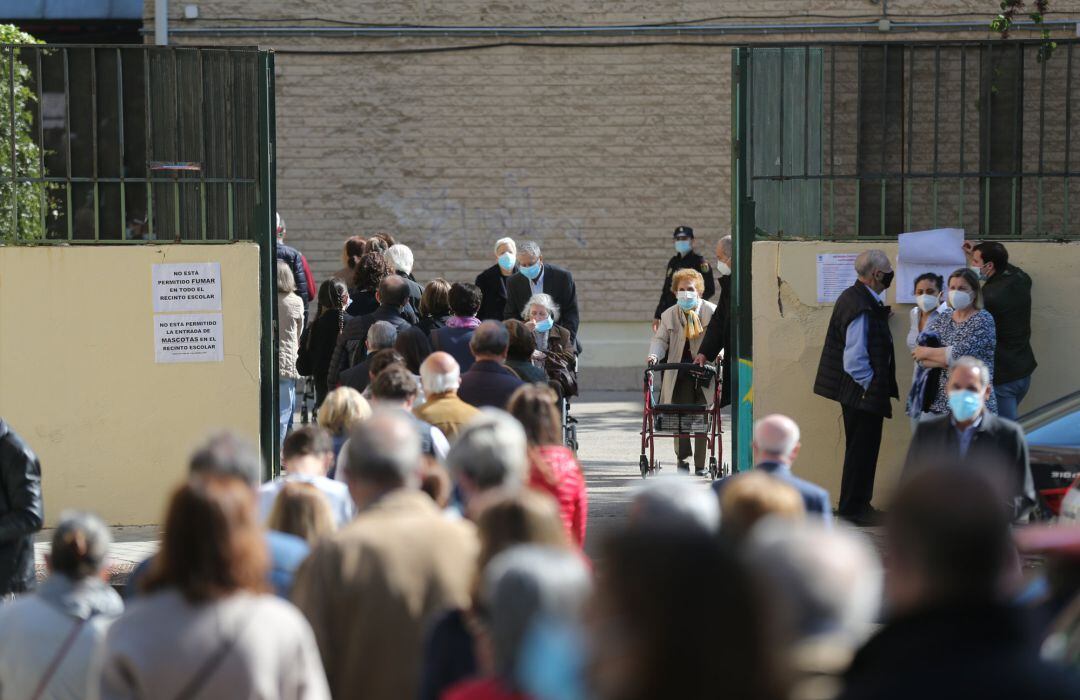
[674,240,692,255]
[676,290,698,311]
[948,389,983,422]
[520,262,542,280]
[498,252,516,271]
[517,617,588,700]
[535,317,554,333]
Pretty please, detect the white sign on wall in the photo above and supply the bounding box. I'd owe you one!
[154,313,224,363]
[815,253,860,303]
[152,262,222,312]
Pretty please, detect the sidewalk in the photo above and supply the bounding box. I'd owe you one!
[34,526,159,589]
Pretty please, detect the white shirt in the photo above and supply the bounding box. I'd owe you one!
[259,474,355,526]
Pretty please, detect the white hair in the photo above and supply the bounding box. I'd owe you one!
[718,235,733,257]
[753,414,801,460]
[747,519,882,643]
[421,365,460,395]
[521,293,560,322]
[854,249,890,277]
[629,477,721,533]
[519,240,542,259]
[446,409,527,491]
[384,244,414,275]
[951,355,991,388]
[494,237,517,256]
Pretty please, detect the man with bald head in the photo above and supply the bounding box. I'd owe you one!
[414,352,480,440]
[749,414,832,524]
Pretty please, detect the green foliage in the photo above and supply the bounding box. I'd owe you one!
[991,0,1057,63]
[0,25,47,242]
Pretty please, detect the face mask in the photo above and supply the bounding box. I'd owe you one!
[674,240,692,255]
[520,262,542,280]
[948,290,973,310]
[497,252,516,271]
[715,260,732,277]
[517,617,588,700]
[535,317,554,333]
[948,389,984,422]
[676,290,698,311]
[879,270,894,289]
[916,294,940,313]
[970,265,987,281]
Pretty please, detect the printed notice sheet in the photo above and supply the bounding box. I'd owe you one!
[152,262,222,312]
[816,253,859,303]
[154,313,224,363]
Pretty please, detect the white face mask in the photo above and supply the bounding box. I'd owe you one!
[715,260,731,276]
[915,294,940,313]
[676,290,698,301]
[948,289,973,310]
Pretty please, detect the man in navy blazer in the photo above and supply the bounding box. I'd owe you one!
[714,413,832,525]
[457,321,524,410]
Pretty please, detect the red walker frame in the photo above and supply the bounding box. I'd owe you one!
[639,362,725,479]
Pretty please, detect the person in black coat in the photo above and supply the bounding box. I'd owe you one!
[327,275,413,389]
[904,356,1036,521]
[297,278,351,407]
[475,237,518,321]
[457,322,525,410]
[654,225,714,330]
[0,418,44,596]
[502,240,579,341]
[695,235,733,407]
[812,250,898,526]
[432,283,483,374]
[838,467,1080,700]
[417,278,452,336]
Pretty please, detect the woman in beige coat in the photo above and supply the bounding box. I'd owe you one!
[647,268,716,475]
[278,261,306,451]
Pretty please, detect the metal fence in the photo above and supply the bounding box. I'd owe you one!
[743,40,1080,239]
[1,44,270,242]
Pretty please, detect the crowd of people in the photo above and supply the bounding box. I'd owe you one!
[2,407,1079,699]
[1,223,1075,699]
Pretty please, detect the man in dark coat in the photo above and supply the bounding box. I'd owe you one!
[654,225,714,330]
[275,212,313,304]
[813,250,898,526]
[971,241,1037,421]
[695,235,732,407]
[328,275,412,388]
[904,356,1035,521]
[503,241,579,341]
[838,468,1080,700]
[475,237,518,321]
[457,322,524,410]
[0,418,43,596]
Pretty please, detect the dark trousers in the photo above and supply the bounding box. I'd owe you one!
[838,404,884,515]
[672,373,707,470]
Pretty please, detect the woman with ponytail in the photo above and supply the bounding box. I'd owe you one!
[298,277,351,407]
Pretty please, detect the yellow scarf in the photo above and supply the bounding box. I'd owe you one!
[683,307,703,340]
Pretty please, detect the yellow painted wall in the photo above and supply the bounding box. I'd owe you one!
[752,240,1080,508]
[0,244,263,526]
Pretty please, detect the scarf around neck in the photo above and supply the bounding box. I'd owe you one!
[447,315,481,329]
[682,304,704,340]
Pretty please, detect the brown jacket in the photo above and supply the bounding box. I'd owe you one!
[291,490,478,700]
[413,391,480,440]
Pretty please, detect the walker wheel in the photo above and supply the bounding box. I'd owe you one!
[639,455,649,479]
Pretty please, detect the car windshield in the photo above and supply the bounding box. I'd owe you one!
[1027,406,1080,447]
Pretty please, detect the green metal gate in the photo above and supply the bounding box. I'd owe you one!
[1,43,279,476]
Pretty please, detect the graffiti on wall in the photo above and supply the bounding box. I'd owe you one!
[376,172,586,254]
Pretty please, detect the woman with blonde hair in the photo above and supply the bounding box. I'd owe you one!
[647,267,718,475]
[316,386,371,476]
[267,482,335,546]
[277,261,305,451]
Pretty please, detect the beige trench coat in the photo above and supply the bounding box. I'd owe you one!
[648,300,717,405]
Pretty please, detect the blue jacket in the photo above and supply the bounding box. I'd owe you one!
[430,326,477,373]
[276,243,311,303]
[713,461,833,526]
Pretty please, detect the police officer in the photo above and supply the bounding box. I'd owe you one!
[653,225,714,331]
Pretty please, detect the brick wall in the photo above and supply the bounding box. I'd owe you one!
[144,1,1080,321]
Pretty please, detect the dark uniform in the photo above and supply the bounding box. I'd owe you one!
[654,226,715,319]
